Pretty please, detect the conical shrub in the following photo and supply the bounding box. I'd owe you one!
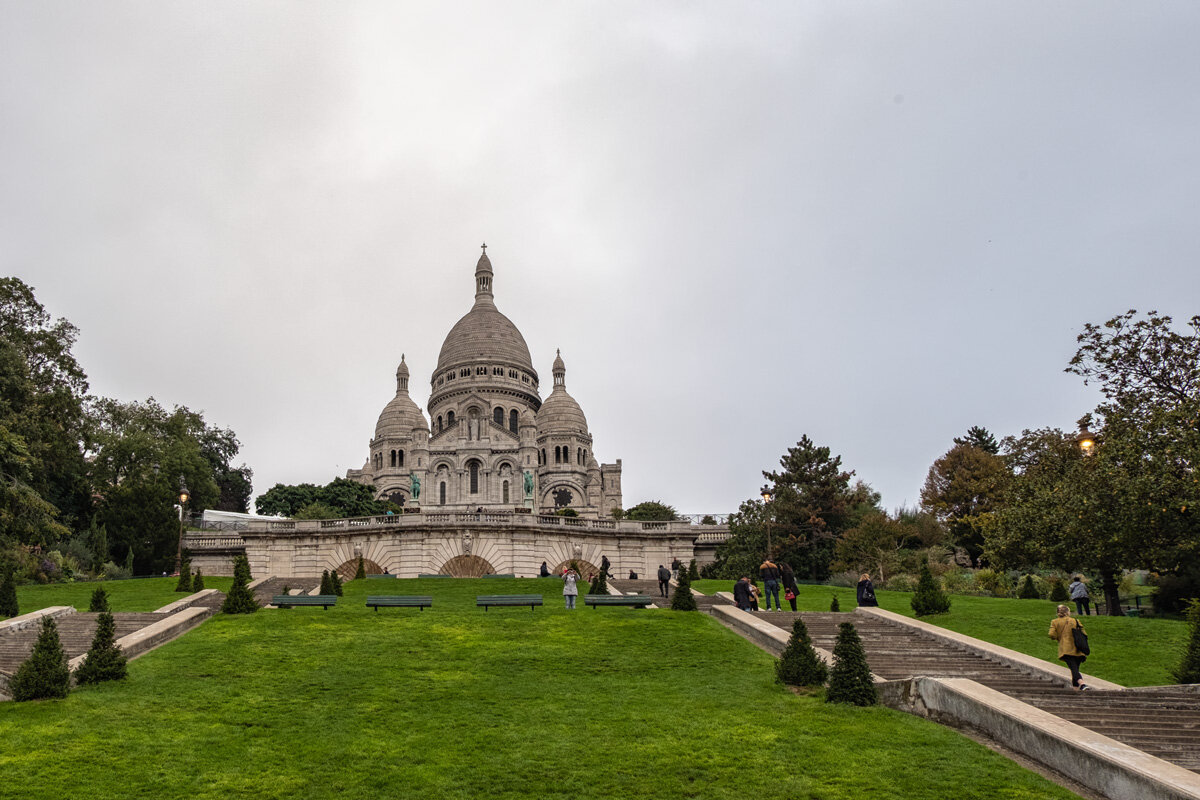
[355,556,366,580]
[830,594,840,612]
[232,555,252,585]
[1018,575,1040,599]
[1173,600,1200,684]
[671,567,697,611]
[175,562,192,593]
[590,569,607,596]
[319,570,333,595]
[74,612,127,685]
[825,621,877,706]
[9,616,70,701]
[687,559,699,582]
[192,569,205,592]
[1049,578,1069,602]
[1,570,19,618]
[911,563,951,616]
[88,587,109,613]
[221,570,259,615]
[776,617,828,687]
[330,569,343,596]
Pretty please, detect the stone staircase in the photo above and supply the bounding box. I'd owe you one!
[0,612,166,676]
[754,611,1200,774]
[609,578,672,602]
[253,577,319,604]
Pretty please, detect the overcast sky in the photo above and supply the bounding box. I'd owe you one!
[3,2,1198,516]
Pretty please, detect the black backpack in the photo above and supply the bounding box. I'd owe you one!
[1071,619,1090,656]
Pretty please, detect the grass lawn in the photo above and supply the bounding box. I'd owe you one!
[14,576,234,614]
[0,578,1081,800]
[692,579,1187,687]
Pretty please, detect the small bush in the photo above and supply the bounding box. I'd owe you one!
[0,570,18,618]
[590,570,608,596]
[776,617,827,687]
[192,569,205,592]
[175,564,192,593]
[319,570,333,595]
[101,561,131,581]
[232,555,252,585]
[825,622,876,706]
[74,612,127,685]
[330,570,344,596]
[355,556,366,580]
[941,570,973,596]
[88,587,109,613]
[883,574,917,592]
[830,594,840,612]
[911,564,951,616]
[1018,575,1040,599]
[9,616,70,701]
[687,559,699,582]
[1049,578,1069,602]
[671,568,697,611]
[1154,569,1200,616]
[221,571,259,615]
[1173,600,1200,684]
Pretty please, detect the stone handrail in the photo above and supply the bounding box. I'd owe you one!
[694,529,733,543]
[185,533,246,549]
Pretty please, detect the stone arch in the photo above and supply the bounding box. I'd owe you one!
[551,558,599,578]
[334,558,384,580]
[541,481,585,509]
[439,554,497,577]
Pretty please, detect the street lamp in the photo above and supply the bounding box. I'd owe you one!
[761,490,773,557]
[1075,426,1097,456]
[174,476,190,575]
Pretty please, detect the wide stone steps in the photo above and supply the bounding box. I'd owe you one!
[750,610,1200,773]
[0,612,166,676]
[608,578,672,602]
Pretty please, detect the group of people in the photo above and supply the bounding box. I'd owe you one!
[732,559,798,611]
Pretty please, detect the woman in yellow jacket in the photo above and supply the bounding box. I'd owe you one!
[1049,604,1090,690]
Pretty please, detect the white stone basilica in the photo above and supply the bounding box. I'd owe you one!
[346,248,623,518]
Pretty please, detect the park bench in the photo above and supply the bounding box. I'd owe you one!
[482,573,515,578]
[476,594,542,611]
[367,574,397,579]
[366,595,432,612]
[584,594,652,609]
[417,574,452,578]
[271,594,338,610]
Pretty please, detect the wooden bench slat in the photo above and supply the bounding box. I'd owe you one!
[476,594,542,611]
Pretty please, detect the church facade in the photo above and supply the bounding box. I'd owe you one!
[346,248,623,519]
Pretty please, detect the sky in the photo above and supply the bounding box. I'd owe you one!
[3,2,1199,515]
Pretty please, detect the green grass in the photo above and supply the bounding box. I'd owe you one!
[692,579,1187,687]
[0,577,1080,800]
[13,576,233,614]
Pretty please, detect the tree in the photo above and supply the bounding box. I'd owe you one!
[687,559,699,582]
[232,554,252,585]
[0,569,18,617]
[8,615,70,700]
[954,425,1000,454]
[319,570,333,596]
[175,562,192,592]
[255,483,321,517]
[221,568,258,614]
[825,622,876,706]
[1173,600,1200,684]
[624,501,678,521]
[1018,575,1040,599]
[589,569,607,596]
[775,617,827,687]
[330,569,343,596]
[921,442,1009,565]
[355,556,366,580]
[255,478,394,519]
[1049,578,1069,602]
[293,502,341,520]
[74,611,127,684]
[192,568,205,592]
[670,566,697,611]
[88,587,109,613]
[830,594,840,612]
[911,563,950,616]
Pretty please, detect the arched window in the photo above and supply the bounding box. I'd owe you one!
[398,450,404,467]
[554,446,561,464]
[437,416,443,432]
[390,450,397,468]
[447,411,456,426]
[502,481,509,504]
[541,448,546,465]
[469,460,480,494]
[440,482,446,505]
[509,409,518,433]
[493,407,504,426]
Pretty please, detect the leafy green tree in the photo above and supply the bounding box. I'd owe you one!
[954,425,1000,455]
[292,502,341,520]
[88,587,109,613]
[74,612,127,684]
[670,566,697,611]
[255,483,321,517]
[775,617,827,687]
[9,615,70,700]
[255,478,394,519]
[1173,600,1200,684]
[825,622,876,706]
[921,442,1009,565]
[911,563,951,616]
[624,501,678,521]
[0,569,18,617]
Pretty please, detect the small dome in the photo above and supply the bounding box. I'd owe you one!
[537,350,587,434]
[375,355,428,438]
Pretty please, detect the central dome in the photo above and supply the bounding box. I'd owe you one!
[433,250,537,378]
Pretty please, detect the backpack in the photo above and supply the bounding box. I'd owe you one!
[1071,619,1090,656]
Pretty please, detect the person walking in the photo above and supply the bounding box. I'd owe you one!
[657,564,672,598]
[759,558,782,611]
[856,573,879,607]
[1068,575,1091,616]
[600,554,612,579]
[671,557,682,580]
[780,562,799,611]
[562,568,580,610]
[733,576,753,611]
[1049,604,1090,690]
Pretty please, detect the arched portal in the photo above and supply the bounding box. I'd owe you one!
[551,559,600,579]
[439,554,498,577]
[334,558,385,581]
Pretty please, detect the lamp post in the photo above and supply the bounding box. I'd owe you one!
[761,490,773,557]
[1075,425,1097,455]
[174,476,190,575]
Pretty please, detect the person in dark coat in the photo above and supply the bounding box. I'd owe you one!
[780,562,799,611]
[733,576,753,611]
[657,564,671,598]
[671,557,682,579]
[539,561,551,577]
[600,554,612,578]
[759,559,782,611]
[856,573,879,607]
